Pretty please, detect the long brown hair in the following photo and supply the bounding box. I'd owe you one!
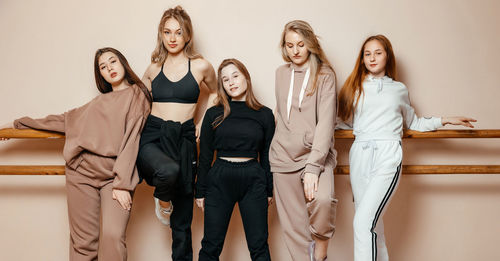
[280,20,336,95]
[151,6,201,64]
[94,47,152,104]
[338,35,397,121]
[212,58,263,128]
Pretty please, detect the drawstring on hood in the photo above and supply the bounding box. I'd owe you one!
[366,75,393,93]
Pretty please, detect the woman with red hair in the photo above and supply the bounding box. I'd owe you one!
[338,35,475,261]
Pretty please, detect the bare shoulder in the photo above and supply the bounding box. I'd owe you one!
[191,57,214,75]
[144,62,162,80]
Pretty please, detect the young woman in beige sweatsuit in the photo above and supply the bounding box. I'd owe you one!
[1,47,151,261]
[269,20,337,261]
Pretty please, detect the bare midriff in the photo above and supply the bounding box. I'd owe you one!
[151,102,196,123]
[219,157,255,162]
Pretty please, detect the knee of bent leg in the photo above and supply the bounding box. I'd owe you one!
[308,191,337,219]
[155,162,180,184]
[315,191,336,208]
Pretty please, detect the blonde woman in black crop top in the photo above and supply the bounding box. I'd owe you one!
[136,6,217,261]
[195,59,275,261]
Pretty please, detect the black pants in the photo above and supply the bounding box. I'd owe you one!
[198,159,271,261]
[137,116,196,261]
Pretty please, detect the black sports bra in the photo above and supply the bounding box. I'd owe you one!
[151,59,200,103]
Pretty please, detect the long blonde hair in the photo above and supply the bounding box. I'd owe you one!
[338,35,397,121]
[213,58,263,128]
[151,6,202,64]
[280,20,336,95]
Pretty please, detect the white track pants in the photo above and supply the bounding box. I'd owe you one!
[350,140,402,261]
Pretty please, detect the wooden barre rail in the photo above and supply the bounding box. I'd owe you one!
[1,165,499,175]
[1,128,500,139]
[1,128,499,175]
[0,129,64,139]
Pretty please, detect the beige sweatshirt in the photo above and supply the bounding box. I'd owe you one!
[14,85,150,190]
[269,63,337,176]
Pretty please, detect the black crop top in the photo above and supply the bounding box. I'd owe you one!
[195,101,276,198]
[151,59,200,103]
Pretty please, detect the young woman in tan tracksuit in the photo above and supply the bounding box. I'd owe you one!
[0,47,151,261]
[269,20,337,261]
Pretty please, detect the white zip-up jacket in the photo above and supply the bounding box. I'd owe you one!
[340,75,442,141]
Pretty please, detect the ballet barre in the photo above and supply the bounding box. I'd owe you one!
[1,128,499,175]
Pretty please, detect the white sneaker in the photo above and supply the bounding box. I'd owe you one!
[154,197,173,226]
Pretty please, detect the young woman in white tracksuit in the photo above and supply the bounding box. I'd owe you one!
[338,34,476,261]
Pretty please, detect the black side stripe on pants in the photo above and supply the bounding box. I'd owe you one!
[370,162,402,261]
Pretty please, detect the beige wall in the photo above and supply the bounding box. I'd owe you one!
[1,0,499,260]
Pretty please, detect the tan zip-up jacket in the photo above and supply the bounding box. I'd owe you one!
[269,63,337,176]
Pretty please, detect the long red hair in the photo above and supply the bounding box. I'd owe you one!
[338,35,397,121]
[212,58,263,128]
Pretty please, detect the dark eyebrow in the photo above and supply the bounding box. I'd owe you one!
[98,56,115,67]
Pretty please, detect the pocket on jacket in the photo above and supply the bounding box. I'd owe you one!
[270,130,312,162]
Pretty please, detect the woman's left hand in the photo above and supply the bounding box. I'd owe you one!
[267,197,273,206]
[442,117,477,128]
[195,198,205,212]
[112,188,132,211]
[303,173,318,201]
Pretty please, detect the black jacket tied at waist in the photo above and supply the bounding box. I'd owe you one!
[138,115,197,194]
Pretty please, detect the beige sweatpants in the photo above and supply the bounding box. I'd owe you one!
[273,159,337,261]
[65,153,132,261]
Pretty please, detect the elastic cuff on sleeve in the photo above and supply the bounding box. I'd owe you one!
[266,187,273,197]
[13,119,26,129]
[112,184,134,192]
[194,190,205,199]
[434,117,443,129]
[304,164,321,176]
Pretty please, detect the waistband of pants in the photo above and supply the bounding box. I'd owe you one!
[353,132,402,143]
[145,114,195,128]
[214,158,258,167]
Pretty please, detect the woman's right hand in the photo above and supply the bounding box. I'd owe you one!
[0,122,14,141]
[196,198,205,212]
